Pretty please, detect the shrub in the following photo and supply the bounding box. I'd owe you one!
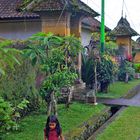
[0,97,15,137]
[82,54,117,92]
[134,63,140,73]
[118,60,135,81]
[0,58,40,115]
[98,55,115,92]
[0,96,30,138]
[81,55,94,87]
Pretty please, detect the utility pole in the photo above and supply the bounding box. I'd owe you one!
[100,0,105,54]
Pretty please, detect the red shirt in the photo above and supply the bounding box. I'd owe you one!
[48,129,59,140]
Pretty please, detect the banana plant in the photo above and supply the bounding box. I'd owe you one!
[0,40,21,75]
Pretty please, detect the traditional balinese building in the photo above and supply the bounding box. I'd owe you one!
[0,0,99,39]
[0,0,110,46]
[111,16,138,59]
[81,17,110,47]
[133,37,140,63]
[0,0,102,88]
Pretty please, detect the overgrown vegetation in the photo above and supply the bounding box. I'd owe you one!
[0,59,39,108]
[0,40,39,137]
[118,59,135,82]
[0,97,15,137]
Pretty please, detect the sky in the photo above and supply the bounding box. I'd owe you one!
[81,0,140,40]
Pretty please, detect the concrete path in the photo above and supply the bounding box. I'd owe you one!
[97,91,140,107]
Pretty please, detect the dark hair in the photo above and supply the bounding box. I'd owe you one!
[45,115,61,138]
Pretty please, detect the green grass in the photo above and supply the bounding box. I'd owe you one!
[96,107,140,140]
[96,79,140,98]
[4,102,105,140]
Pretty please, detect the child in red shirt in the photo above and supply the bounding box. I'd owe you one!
[44,115,64,140]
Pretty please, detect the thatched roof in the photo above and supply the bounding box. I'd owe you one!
[0,0,99,20]
[23,0,99,17]
[0,0,39,19]
[111,17,138,37]
[82,17,111,32]
[136,37,140,44]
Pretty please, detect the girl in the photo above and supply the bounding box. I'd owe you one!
[44,115,64,140]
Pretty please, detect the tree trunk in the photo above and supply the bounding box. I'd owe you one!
[93,61,97,105]
[125,73,129,83]
[94,61,98,93]
[47,91,57,116]
[65,87,73,108]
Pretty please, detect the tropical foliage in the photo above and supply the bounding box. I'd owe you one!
[82,55,94,87]
[0,40,39,135]
[118,60,135,81]
[24,32,82,115]
[0,96,29,139]
[134,63,140,73]
[82,53,116,92]
[98,55,116,92]
[0,97,15,138]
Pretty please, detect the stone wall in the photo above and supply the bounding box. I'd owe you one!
[0,19,41,40]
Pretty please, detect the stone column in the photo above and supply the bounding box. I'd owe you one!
[70,15,82,81]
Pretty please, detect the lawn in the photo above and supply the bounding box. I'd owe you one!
[96,107,140,140]
[4,102,105,140]
[96,79,140,98]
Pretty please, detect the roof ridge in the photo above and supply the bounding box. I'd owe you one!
[0,0,99,19]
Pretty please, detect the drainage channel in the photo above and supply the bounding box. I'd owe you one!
[87,105,126,140]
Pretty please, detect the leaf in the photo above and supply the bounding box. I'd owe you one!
[31,57,37,66]
[0,68,5,75]
[11,56,21,65]
[30,52,36,60]
[14,112,20,117]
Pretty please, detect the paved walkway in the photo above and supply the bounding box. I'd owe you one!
[97,91,140,106]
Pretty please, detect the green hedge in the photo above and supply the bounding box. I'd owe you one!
[0,58,40,114]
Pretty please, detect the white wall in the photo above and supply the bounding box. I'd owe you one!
[0,20,41,40]
[81,28,92,47]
